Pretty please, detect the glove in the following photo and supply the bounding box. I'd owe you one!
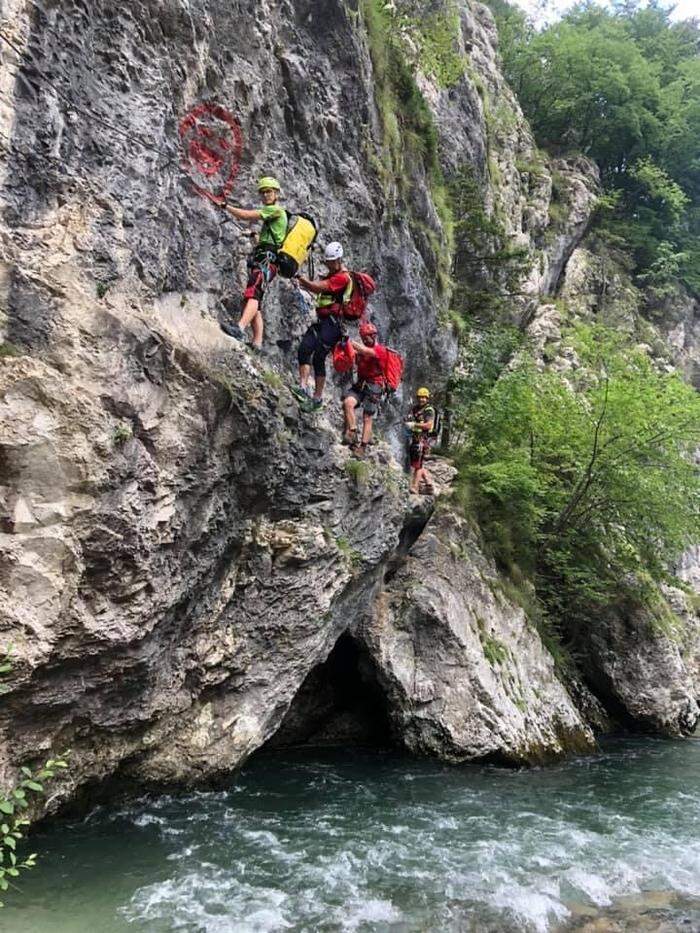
[405,421,416,430]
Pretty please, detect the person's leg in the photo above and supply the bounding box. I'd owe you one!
[237,260,276,342]
[300,364,313,389]
[296,326,318,398]
[418,464,435,494]
[238,258,263,331]
[312,338,329,401]
[409,464,420,493]
[312,318,340,401]
[312,373,326,401]
[250,309,264,348]
[238,296,260,330]
[357,384,381,449]
[343,393,359,440]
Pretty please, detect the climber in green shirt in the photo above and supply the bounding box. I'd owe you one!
[220,176,288,350]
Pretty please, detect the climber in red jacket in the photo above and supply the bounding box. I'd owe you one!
[291,241,352,410]
[342,322,388,457]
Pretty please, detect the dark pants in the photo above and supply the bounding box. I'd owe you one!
[298,317,343,377]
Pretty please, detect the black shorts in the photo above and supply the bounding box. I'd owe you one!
[343,381,384,416]
[298,317,343,377]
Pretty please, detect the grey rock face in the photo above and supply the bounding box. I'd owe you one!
[582,600,700,737]
[0,0,696,812]
[361,508,595,763]
[0,300,407,790]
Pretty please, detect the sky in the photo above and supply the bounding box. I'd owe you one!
[511,0,699,23]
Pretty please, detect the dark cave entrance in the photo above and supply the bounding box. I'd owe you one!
[264,633,395,750]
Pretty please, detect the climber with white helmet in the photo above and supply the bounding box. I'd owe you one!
[292,241,352,410]
[219,176,287,350]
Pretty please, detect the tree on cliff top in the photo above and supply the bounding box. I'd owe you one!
[486,0,700,293]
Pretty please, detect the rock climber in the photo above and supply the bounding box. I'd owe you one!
[342,321,388,457]
[291,242,352,411]
[219,176,287,350]
[405,387,436,495]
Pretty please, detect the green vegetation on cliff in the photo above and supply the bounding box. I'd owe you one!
[0,652,69,907]
[487,0,700,294]
[360,0,454,291]
[453,323,700,633]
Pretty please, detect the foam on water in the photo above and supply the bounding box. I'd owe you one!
[4,737,700,932]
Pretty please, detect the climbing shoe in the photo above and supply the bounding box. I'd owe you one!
[221,322,245,341]
[309,398,323,412]
[291,385,312,403]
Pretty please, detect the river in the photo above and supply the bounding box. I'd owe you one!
[3,737,700,932]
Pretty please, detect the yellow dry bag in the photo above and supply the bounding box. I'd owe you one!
[277,212,317,278]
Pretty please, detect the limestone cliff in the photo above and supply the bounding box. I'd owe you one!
[0,0,696,810]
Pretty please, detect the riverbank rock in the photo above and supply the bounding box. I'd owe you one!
[363,507,595,763]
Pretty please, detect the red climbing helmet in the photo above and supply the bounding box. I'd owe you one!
[359,322,377,338]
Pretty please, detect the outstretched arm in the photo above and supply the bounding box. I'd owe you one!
[296,275,335,295]
[350,340,377,357]
[223,204,262,222]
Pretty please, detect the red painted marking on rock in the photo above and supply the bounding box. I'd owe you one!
[179,102,243,205]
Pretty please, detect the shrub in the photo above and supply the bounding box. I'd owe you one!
[0,650,70,907]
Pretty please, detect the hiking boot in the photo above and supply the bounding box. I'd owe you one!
[309,398,323,411]
[342,429,357,446]
[221,322,245,341]
[351,442,368,459]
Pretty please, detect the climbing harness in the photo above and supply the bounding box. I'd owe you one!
[246,248,278,302]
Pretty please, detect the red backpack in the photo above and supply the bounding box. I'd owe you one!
[332,338,356,374]
[342,272,376,321]
[383,348,404,391]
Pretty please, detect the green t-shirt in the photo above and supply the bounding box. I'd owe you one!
[258,205,288,249]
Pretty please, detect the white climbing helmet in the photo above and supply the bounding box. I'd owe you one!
[323,241,344,261]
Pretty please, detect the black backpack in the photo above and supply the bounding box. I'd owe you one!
[428,408,442,442]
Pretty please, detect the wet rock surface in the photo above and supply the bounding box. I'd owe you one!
[561,891,700,932]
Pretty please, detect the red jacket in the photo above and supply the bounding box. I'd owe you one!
[357,343,388,385]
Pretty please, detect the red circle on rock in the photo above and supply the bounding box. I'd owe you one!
[179,102,243,205]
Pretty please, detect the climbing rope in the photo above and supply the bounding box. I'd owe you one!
[291,283,313,320]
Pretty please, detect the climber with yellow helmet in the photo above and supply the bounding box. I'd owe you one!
[219,176,287,350]
[405,387,436,495]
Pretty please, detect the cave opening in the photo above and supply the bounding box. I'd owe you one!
[263,633,395,750]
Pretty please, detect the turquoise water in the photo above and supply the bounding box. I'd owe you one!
[3,737,700,932]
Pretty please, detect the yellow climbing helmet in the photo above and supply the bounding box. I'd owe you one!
[416,387,431,399]
[257,176,281,191]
